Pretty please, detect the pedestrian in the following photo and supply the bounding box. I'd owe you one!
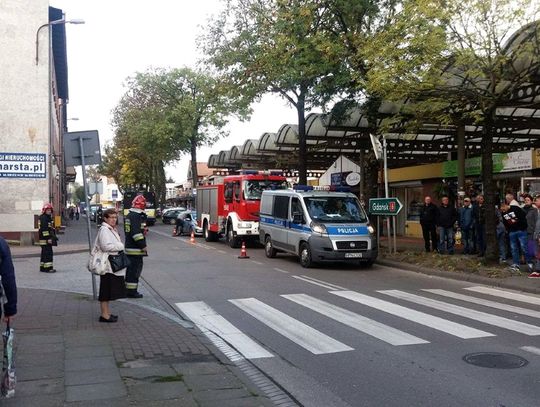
[68,206,74,221]
[502,193,531,273]
[522,194,534,216]
[0,237,17,324]
[38,203,57,273]
[419,195,438,252]
[459,197,474,254]
[124,195,148,298]
[525,194,538,265]
[75,206,80,221]
[437,195,458,254]
[472,194,486,256]
[95,209,126,322]
[496,204,508,264]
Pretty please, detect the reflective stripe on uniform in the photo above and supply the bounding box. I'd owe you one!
[42,231,50,236]
[42,262,53,268]
[38,240,49,245]
[126,282,138,289]
[125,248,145,255]
[133,233,144,241]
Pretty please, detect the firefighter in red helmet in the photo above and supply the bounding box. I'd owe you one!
[38,203,57,273]
[123,194,148,298]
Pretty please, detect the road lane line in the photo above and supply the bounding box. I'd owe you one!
[380,290,540,336]
[464,286,540,306]
[274,268,290,274]
[175,301,274,360]
[218,250,227,254]
[298,275,347,291]
[251,260,264,265]
[423,289,540,319]
[229,298,354,355]
[293,276,339,290]
[282,294,428,346]
[331,291,493,339]
[521,346,540,356]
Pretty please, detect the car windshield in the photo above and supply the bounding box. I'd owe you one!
[304,196,367,223]
[243,180,288,200]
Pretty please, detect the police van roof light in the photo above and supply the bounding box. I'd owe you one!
[294,185,314,191]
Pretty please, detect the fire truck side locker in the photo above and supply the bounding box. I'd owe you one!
[197,184,222,242]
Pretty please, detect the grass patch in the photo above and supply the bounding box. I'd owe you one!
[153,374,184,383]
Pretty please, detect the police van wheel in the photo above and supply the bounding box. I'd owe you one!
[265,236,277,258]
[300,243,313,268]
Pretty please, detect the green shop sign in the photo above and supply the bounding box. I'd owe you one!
[442,150,532,178]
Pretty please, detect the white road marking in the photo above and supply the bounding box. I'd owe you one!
[229,298,354,355]
[521,346,540,356]
[298,275,348,291]
[282,294,428,346]
[331,291,493,339]
[218,250,227,254]
[251,261,264,265]
[274,268,290,274]
[423,289,540,319]
[380,290,540,336]
[175,301,274,360]
[293,276,340,290]
[197,243,213,250]
[464,286,540,306]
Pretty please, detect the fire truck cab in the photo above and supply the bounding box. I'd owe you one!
[196,171,288,247]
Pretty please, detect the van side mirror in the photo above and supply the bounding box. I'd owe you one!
[292,212,304,224]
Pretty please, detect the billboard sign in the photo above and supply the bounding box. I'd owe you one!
[0,152,46,178]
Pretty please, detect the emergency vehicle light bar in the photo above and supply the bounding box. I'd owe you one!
[293,185,314,191]
[312,185,351,192]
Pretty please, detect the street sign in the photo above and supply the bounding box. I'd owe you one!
[368,198,403,216]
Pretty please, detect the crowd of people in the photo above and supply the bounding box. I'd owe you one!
[419,193,540,278]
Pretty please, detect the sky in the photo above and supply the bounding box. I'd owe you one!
[50,0,299,183]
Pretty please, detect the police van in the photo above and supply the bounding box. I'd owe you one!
[259,186,377,268]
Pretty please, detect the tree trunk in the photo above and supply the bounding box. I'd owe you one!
[482,108,497,262]
[296,89,307,185]
[190,136,198,189]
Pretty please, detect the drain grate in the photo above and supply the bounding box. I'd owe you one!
[463,352,528,369]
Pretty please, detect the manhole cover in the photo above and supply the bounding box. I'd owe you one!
[463,352,528,369]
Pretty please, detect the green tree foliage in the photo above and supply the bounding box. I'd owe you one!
[203,0,351,184]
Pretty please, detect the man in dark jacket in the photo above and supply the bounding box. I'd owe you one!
[503,193,531,273]
[472,195,486,256]
[124,195,148,298]
[0,237,17,323]
[38,203,57,273]
[459,197,475,254]
[437,196,458,254]
[420,195,438,252]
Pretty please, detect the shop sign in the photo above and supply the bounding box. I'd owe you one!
[346,172,361,186]
[0,152,46,178]
[331,172,351,186]
[442,150,532,177]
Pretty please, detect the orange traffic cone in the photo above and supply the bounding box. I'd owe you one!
[190,230,195,244]
[238,241,250,259]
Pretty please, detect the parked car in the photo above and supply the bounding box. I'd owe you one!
[162,207,186,224]
[89,204,102,222]
[174,210,202,236]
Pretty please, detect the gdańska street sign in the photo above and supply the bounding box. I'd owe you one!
[368,198,403,216]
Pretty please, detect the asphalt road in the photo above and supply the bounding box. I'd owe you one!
[144,222,540,407]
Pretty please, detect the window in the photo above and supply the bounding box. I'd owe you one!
[291,197,304,224]
[406,187,423,221]
[273,196,289,219]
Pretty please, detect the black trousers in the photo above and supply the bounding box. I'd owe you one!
[40,245,53,271]
[421,223,437,251]
[125,256,143,292]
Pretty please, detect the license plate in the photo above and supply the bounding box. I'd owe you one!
[345,252,363,258]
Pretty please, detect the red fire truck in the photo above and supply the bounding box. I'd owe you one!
[196,171,288,247]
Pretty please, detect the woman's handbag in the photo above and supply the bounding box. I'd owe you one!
[108,251,129,272]
[87,245,109,275]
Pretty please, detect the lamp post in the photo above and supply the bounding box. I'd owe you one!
[35,17,84,207]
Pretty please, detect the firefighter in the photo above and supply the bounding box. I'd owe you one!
[38,203,57,273]
[124,195,148,298]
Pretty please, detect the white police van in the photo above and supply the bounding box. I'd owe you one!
[259,186,377,267]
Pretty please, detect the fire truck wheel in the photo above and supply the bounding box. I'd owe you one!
[204,222,218,242]
[299,242,313,268]
[227,224,241,248]
[265,236,277,258]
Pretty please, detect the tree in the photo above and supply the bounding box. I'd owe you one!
[364,0,540,261]
[202,0,351,184]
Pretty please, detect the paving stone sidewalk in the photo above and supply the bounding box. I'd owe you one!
[1,288,271,406]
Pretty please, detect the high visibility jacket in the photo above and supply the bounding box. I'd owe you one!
[38,214,55,246]
[124,208,147,256]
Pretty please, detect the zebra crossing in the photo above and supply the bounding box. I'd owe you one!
[175,285,540,362]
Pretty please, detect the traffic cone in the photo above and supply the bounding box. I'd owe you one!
[190,230,195,244]
[238,241,250,259]
[172,226,176,237]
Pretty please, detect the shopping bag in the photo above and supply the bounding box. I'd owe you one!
[87,246,109,275]
[1,323,15,398]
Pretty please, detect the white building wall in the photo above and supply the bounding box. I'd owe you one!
[0,0,51,240]
[318,155,361,186]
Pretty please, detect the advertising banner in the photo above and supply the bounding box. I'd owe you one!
[0,152,46,178]
[442,150,533,177]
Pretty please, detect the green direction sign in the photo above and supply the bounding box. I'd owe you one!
[369,198,403,216]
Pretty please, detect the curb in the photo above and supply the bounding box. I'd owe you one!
[12,248,88,259]
[377,258,540,295]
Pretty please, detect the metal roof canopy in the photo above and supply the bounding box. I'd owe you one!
[208,22,540,171]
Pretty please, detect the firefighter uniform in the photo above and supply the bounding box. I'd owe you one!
[124,208,147,297]
[38,212,56,273]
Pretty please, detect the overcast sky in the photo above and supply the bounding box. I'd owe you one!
[50,0,299,183]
